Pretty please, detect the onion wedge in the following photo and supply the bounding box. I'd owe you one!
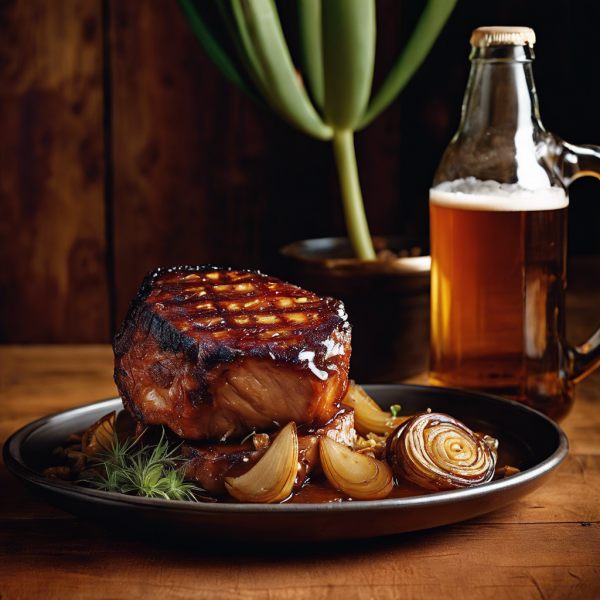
[225,422,298,503]
[320,437,393,500]
[345,383,408,436]
[81,411,115,457]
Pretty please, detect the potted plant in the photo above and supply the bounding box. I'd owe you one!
[178,0,457,381]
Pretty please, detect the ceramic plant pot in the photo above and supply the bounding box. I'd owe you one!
[280,236,430,383]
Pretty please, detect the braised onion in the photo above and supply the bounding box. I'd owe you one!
[225,421,298,503]
[386,412,496,491]
[81,411,116,457]
[344,383,409,436]
[320,437,393,500]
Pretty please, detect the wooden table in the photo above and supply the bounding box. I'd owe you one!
[2,287,600,599]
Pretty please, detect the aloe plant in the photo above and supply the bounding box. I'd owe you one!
[179,0,457,259]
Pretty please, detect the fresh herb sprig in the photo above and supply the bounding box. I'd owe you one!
[390,405,402,418]
[80,428,200,501]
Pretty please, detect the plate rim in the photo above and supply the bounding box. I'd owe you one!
[3,384,569,514]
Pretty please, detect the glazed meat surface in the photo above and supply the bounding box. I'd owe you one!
[183,407,355,494]
[114,266,351,441]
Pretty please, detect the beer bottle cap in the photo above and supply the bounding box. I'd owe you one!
[470,26,536,48]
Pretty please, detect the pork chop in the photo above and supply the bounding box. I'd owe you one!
[114,266,352,441]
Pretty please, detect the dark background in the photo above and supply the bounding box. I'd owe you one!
[1,0,599,343]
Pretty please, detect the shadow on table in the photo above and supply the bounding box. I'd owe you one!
[114,522,460,562]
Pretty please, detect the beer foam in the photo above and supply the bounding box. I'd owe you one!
[430,177,568,211]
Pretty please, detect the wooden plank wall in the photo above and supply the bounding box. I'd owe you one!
[0,0,109,342]
[2,0,599,343]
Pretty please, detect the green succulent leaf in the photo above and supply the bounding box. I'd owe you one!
[230,0,332,140]
[178,0,457,259]
[322,0,376,130]
[177,0,263,105]
[297,0,324,111]
[360,0,458,129]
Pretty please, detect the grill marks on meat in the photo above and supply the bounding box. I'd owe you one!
[114,266,351,441]
[183,406,355,494]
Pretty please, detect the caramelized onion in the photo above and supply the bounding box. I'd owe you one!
[81,411,116,457]
[386,412,496,491]
[344,383,409,436]
[320,437,393,500]
[225,422,298,503]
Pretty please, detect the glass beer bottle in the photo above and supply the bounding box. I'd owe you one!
[429,27,600,421]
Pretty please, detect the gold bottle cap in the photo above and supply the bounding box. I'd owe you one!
[470,26,536,48]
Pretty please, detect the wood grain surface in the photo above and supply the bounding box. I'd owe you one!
[2,286,599,600]
[0,0,110,343]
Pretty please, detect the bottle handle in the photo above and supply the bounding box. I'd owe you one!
[548,134,600,382]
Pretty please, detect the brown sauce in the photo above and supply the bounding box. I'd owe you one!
[207,475,435,504]
[286,477,434,504]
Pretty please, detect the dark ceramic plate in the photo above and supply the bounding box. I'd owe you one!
[3,384,567,542]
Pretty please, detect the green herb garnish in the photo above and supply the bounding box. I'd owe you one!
[80,429,199,501]
[390,405,402,418]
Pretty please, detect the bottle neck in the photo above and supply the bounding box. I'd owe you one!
[457,45,544,140]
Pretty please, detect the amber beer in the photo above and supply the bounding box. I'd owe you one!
[428,26,600,421]
[429,183,570,417]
